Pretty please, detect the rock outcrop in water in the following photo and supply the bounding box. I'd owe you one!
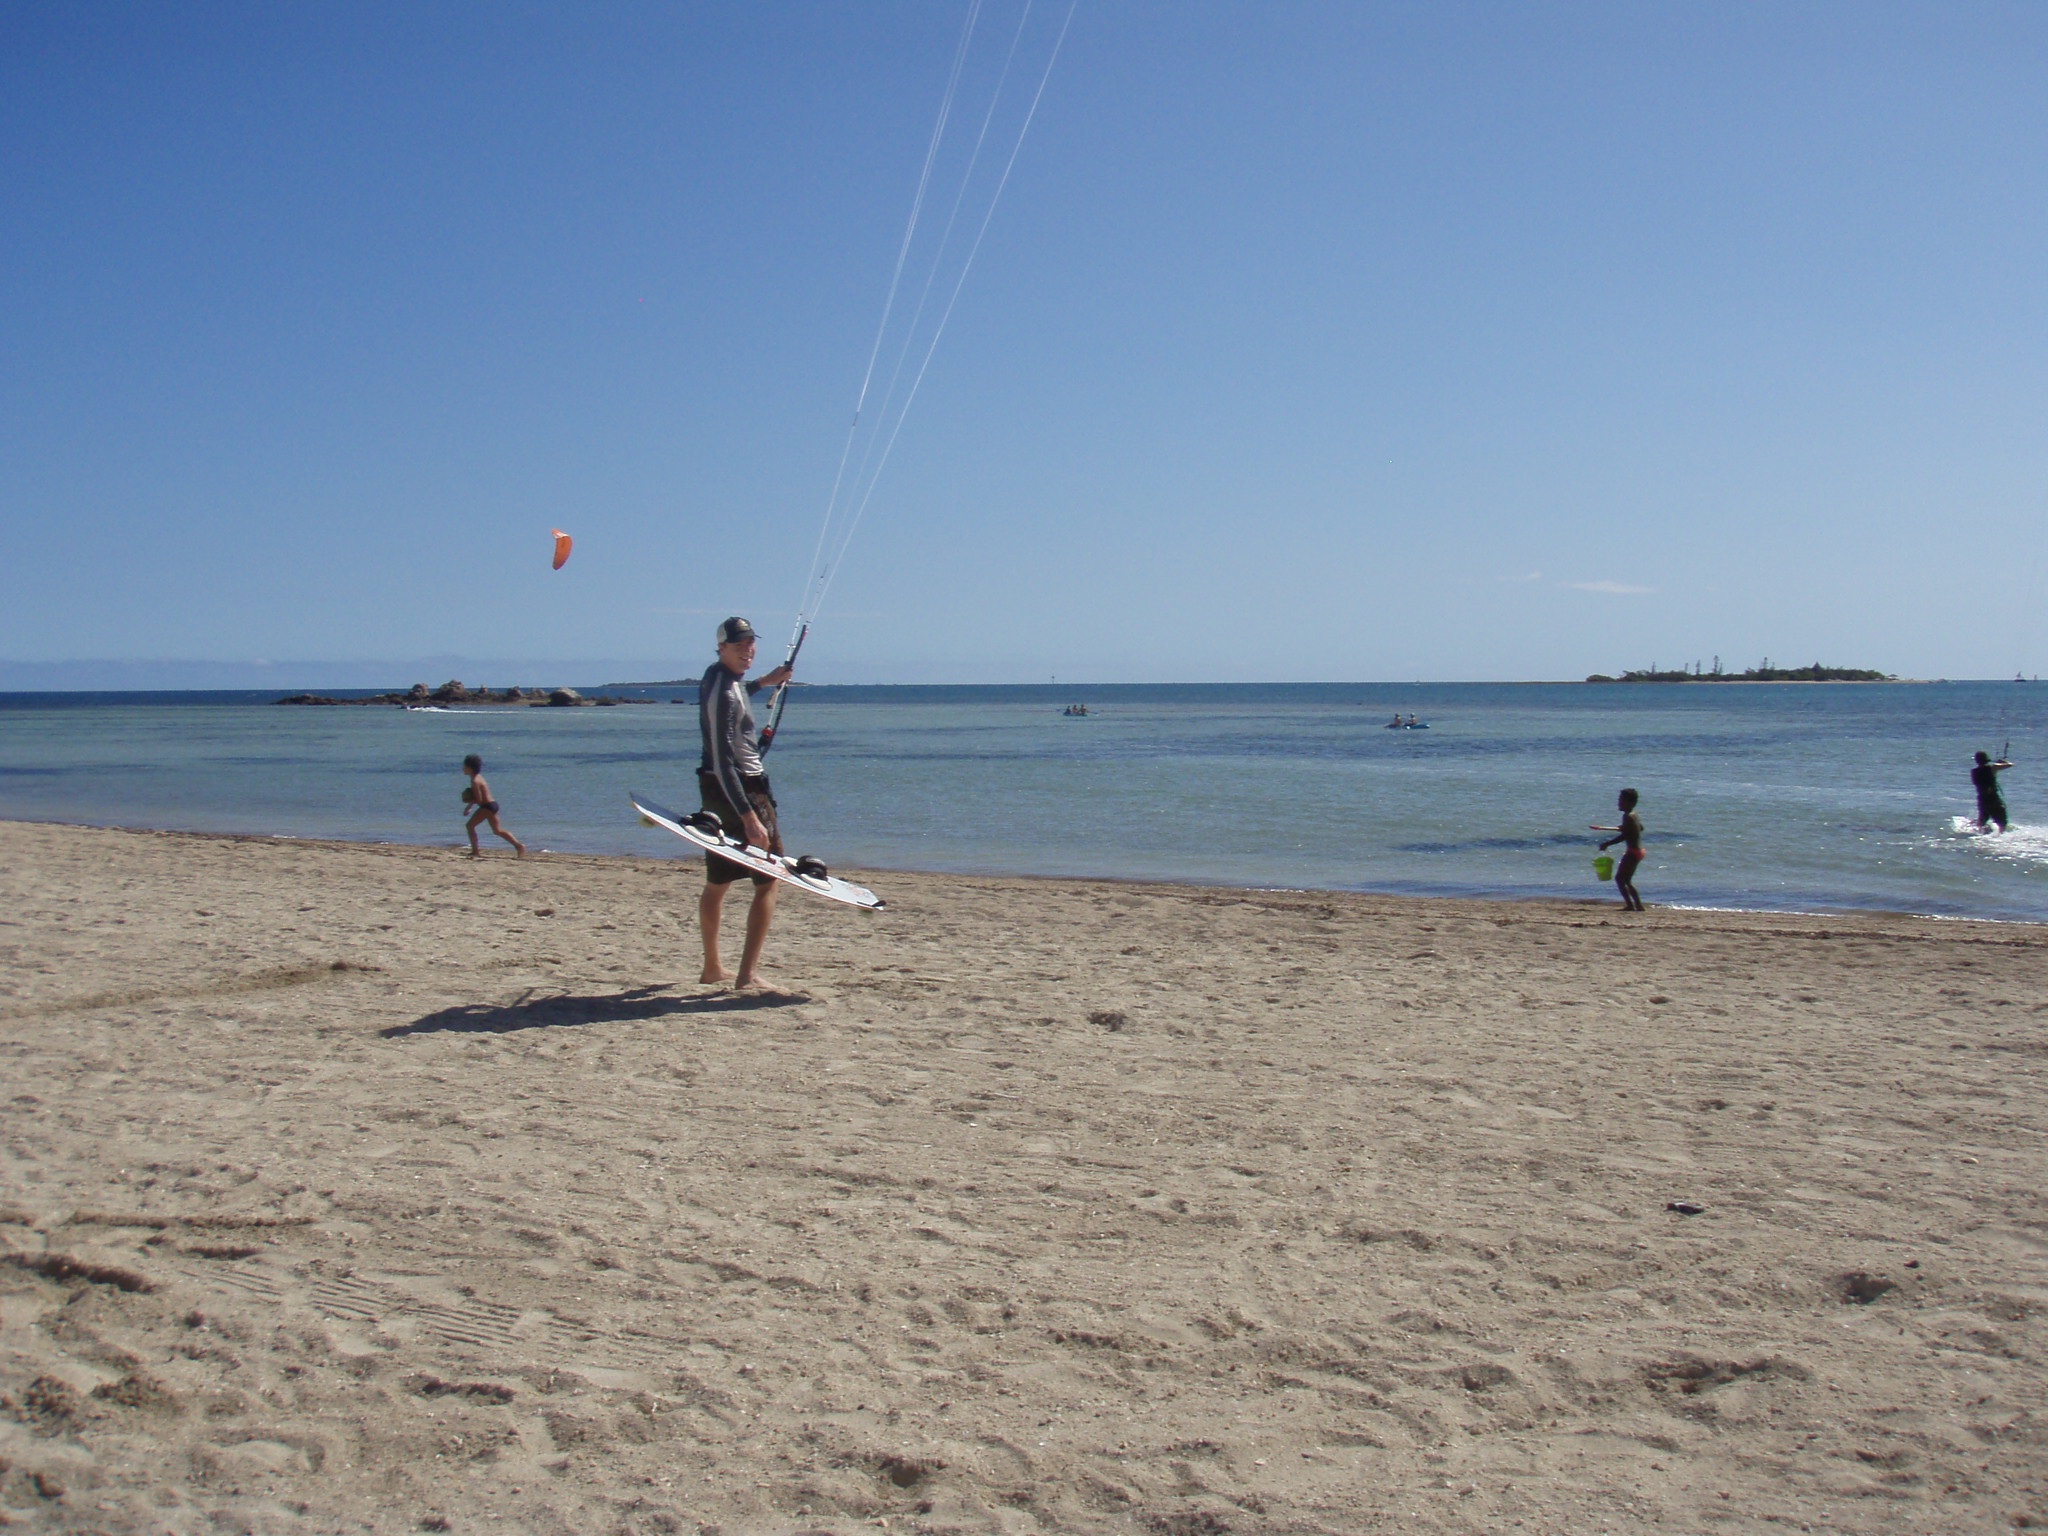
[275,682,651,707]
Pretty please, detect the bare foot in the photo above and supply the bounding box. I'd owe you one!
[734,974,804,998]
[699,965,730,986]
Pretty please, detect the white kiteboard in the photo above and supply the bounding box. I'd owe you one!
[630,791,885,911]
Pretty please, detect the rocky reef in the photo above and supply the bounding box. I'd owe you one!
[276,681,655,707]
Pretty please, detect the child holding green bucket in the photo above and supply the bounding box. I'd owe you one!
[1592,788,1646,911]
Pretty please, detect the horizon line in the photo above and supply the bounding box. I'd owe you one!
[0,676,2003,695]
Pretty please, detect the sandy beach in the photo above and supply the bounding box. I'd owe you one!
[1,818,2044,1534]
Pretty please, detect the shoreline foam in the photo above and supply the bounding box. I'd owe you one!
[5,811,2043,930]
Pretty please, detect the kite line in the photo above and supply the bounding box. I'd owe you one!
[762,0,1077,749]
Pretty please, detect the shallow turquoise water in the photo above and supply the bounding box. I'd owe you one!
[3,682,2045,920]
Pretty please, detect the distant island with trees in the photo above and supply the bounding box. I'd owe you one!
[1585,658,1895,683]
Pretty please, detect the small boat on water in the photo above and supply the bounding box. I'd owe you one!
[1062,704,1092,717]
[1384,714,1428,729]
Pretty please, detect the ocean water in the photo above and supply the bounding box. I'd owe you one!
[3,682,2046,921]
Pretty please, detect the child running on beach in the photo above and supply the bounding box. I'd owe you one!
[461,754,525,858]
[1593,787,1646,912]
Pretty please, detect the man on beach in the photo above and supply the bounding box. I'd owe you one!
[1972,750,2013,832]
[697,617,793,989]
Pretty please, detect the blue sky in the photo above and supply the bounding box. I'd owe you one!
[3,1,2044,686]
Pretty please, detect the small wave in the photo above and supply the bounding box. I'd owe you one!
[1942,816,2048,866]
[1661,902,1825,916]
[1393,833,1587,854]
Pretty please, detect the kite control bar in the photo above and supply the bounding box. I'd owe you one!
[759,621,809,753]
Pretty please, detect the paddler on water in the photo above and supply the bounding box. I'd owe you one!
[1971,750,2013,832]
[697,617,794,989]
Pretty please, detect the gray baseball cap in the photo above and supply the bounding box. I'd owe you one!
[715,616,757,646]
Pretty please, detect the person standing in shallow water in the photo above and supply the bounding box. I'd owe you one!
[1593,787,1646,912]
[1972,750,2013,832]
[461,755,525,858]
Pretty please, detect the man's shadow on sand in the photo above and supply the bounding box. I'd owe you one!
[382,985,806,1038]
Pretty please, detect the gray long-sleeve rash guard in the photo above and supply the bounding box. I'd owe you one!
[699,659,767,812]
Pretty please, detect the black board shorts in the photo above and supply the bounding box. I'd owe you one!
[698,770,782,886]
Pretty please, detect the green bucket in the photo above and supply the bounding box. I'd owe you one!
[1592,854,1615,881]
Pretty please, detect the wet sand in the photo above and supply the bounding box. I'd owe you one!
[1,818,2044,1534]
